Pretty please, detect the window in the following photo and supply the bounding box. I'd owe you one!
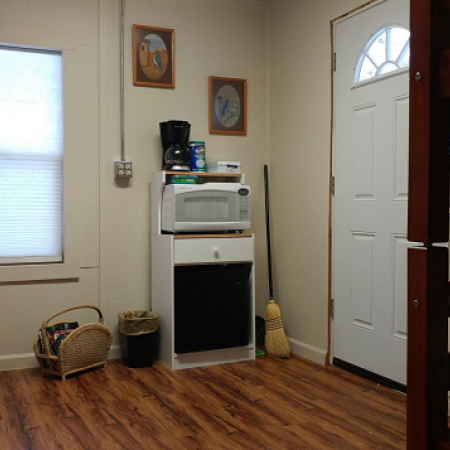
[355,26,410,83]
[0,46,63,264]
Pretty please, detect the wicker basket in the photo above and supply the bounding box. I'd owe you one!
[33,305,112,381]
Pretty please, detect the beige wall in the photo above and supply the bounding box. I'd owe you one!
[0,0,269,369]
[268,0,364,363]
[0,0,371,370]
[0,0,102,368]
[105,0,270,346]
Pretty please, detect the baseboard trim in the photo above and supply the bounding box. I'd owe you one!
[108,344,122,360]
[287,337,327,365]
[0,342,327,371]
[0,345,124,372]
[0,352,39,371]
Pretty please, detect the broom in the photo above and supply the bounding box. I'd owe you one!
[263,165,290,358]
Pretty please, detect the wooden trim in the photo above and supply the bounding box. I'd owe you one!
[165,171,242,178]
[331,0,387,25]
[407,246,448,450]
[408,0,432,242]
[327,17,335,366]
[173,233,252,239]
[408,0,449,243]
[408,0,450,448]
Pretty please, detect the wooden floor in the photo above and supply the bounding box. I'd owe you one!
[0,354,406,450]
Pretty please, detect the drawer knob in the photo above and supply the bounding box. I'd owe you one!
[212,247,220,257]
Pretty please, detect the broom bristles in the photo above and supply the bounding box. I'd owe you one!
[265,300,290,358]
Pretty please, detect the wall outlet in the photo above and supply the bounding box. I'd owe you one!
[114,161,133,179]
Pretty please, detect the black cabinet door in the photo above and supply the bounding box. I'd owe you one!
[175,264,251,354]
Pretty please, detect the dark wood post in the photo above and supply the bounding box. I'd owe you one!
[407,246,448,450]
[408,0,449,243]
[408,0,450,449]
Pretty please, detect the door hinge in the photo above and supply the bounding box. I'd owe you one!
[331,298,334,319]
[331,176,335,195]
[333,52,337,72]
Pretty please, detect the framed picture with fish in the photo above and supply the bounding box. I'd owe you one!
[133,24,174,88]
[209,76,246,135]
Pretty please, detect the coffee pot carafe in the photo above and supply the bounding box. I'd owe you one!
[159,120,191,171]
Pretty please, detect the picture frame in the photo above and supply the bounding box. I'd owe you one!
[209,76,247,135]
[132,24,174,88]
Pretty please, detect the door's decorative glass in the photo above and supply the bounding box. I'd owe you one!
[355,26,410,83]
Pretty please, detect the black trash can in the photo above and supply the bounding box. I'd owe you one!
[118,310,158,368]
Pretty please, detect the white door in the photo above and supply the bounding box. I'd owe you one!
[333,0,411,385]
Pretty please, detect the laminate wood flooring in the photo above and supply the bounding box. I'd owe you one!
[0,354,406,450]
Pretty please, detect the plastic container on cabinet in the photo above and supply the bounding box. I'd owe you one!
[206,161,241,174]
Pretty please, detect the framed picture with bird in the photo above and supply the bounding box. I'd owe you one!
[133,24,174,88]
[209,76,246,135]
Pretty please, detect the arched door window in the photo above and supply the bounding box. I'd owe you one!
[355,26,410,83]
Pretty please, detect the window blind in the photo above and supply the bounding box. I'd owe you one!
[0,47,63,264]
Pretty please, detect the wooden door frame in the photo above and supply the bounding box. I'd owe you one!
[407,0,450,449]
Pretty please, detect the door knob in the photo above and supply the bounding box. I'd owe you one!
[212,247,219,257]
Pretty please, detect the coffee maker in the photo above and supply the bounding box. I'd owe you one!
[159,120,191,171]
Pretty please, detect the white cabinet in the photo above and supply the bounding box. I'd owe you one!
[151,171,255,370]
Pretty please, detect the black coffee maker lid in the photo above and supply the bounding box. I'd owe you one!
[160,120,191,146]
[159,120,190,125]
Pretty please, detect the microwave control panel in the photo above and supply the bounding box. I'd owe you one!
[238,188,251,221]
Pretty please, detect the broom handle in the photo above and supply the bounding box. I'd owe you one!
[264,165,274,300]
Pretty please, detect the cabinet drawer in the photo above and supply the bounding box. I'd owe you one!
[174,237,253,265]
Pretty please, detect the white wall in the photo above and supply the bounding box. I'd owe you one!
[0,0,269,369]
[268,0,364,363]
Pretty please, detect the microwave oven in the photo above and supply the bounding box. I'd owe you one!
[161,183,251,233]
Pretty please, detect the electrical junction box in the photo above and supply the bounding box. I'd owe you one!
[114,161,133,179]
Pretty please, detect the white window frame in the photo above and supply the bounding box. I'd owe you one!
[0,39,80,283]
